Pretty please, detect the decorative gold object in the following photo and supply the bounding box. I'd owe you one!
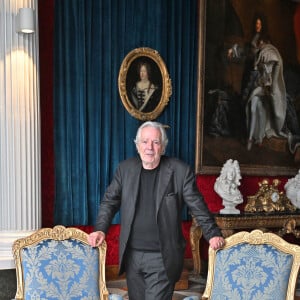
[244,179,296,213]
[278,219,300,238]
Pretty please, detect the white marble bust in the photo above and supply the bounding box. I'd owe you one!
[284,170,300,209]
[214,159,243,214]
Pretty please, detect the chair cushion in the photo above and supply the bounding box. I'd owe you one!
[22,239,100,300]
[211,243,293,300]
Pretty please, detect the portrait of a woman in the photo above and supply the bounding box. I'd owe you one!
[119,48,171,120]
[129,61,161,113]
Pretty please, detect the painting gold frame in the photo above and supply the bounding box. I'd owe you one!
[118,47,172,121]
[195,0,300,176]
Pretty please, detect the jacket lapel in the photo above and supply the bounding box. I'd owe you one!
[126,160,142,222]
[155,157,173,216]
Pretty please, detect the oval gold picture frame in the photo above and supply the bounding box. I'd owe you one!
[118,47,172,121]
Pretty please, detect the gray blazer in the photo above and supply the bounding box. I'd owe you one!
[95,156,221,283]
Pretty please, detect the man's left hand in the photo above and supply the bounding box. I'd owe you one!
[209,236,225,250]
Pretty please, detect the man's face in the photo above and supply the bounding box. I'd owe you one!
[136,126,164,169]
[256,18,262,33]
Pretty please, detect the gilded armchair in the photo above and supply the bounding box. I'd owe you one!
[202,229,300,300]
[12,225,109,300]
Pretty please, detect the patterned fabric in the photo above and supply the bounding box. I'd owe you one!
[211,243,293,300]
[22,239,100,300]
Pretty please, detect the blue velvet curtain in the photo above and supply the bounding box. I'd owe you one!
[54,0,199,225]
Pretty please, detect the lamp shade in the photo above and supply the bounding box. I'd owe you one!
[16,8,35,33]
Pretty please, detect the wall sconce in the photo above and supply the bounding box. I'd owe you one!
[16,8,35,34]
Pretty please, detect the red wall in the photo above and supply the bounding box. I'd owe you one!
[39,0,55,227]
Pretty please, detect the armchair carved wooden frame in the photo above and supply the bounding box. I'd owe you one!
[12,225,109,300]
[202,229,300,300]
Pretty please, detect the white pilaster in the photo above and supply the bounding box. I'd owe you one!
[0,0,40,269]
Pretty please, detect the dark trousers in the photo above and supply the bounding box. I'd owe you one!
[124,249,175,300]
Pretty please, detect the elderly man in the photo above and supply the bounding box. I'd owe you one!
[88,121,224,300]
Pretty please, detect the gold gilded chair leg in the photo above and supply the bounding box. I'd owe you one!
[190,217,202,275]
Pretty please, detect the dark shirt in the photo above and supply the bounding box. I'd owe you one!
[129,166,160,251]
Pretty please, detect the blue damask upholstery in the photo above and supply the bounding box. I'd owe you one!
[13,226,109,300]
[22,239,100,299]
[211,243,292,299]
[202,230,300,300]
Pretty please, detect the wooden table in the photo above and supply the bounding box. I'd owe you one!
[190,212,300,275]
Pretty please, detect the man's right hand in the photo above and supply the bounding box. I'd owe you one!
[88,231,106,247]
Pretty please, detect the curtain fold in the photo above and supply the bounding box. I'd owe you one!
[54,0,198,225]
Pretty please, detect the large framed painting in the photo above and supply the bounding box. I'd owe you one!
[195,0,300,176]
[118,47,172,121]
